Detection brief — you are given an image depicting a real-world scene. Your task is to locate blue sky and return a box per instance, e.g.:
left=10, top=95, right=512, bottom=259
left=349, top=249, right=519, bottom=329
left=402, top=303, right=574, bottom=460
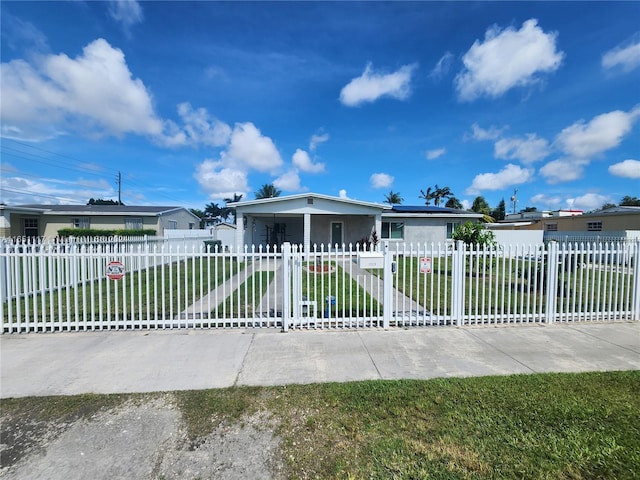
left=1, top=1, right=639, bottom=213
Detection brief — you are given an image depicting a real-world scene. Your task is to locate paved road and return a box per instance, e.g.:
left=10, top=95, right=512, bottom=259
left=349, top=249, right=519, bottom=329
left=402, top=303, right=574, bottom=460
left=1, top=322, right=638, bottom=398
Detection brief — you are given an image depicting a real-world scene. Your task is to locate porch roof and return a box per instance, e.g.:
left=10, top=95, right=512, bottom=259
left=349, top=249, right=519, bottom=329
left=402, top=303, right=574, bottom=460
left=230, top=193, right=390, bottom=216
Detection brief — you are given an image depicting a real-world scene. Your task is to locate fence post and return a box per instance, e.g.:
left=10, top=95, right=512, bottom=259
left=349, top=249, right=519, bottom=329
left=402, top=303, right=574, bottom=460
left=0, top=239, right=7, bottom=305
left=281, top=242, right=291, bottom=332
left=545, top=241, right=559, bottom=324
left=632, top=240, right=640, bottom=321
left=382, top=241, right=392, bottom=329
left=451, top=241, right=465, bottom=327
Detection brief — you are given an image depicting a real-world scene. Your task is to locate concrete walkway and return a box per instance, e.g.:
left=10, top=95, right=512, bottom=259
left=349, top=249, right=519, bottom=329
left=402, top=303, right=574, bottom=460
left=1, top=322, right=638, bottom=398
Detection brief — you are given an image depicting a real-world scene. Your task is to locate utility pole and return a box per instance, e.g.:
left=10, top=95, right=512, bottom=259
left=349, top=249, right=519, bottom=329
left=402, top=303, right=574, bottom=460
left=116, top=171, right=122, bottom=205
left=510, top=188, right=518, bottom=214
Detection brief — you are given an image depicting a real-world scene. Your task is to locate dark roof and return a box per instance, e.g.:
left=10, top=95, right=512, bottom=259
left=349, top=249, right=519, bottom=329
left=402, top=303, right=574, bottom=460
left=390, top=205, right=470, bottom=215
left=16, top=204, right=186, bottom=215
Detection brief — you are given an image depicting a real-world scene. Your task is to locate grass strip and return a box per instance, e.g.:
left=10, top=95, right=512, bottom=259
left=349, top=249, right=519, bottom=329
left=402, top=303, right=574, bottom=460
left=3, top=371, right=638, bottom=479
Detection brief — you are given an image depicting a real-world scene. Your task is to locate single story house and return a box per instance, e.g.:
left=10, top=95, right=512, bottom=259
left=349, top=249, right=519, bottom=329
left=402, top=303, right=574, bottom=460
left=0, top=204, right=201, bottom=238
left=489, top=206, right=640, bottom=241
left=229, top=193, right=483, bottom=252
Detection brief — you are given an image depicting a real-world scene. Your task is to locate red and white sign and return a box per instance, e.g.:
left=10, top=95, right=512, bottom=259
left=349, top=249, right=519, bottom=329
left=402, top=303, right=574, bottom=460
left=106, top=261, right=125, bottom=280
left=419, top=257, right=432, bottom=274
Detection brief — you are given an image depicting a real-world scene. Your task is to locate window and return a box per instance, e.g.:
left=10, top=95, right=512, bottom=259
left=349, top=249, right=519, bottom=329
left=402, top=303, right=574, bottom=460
left=587, top=221, right=602, bottom=232
left=24, top=218, right=39, bottom=237
left=73, top=217, right=90, bottom=229
left=446, top=222, right=461, bottom=239
left=188, top=222, right=195, bottom=230
left=381, top=221, right=404, bottom=239
left=125, top=217, right=143, bottom=230
left=168, top=220, right=177, bottom=230
left=545, top=223, right=558, bottom=231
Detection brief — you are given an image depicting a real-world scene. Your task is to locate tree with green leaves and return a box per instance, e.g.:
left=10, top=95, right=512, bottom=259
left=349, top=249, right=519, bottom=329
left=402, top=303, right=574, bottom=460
left=204, top=202, right=226, bottom=224
left=255, top=184, right=281, bottom=199
left=451, top=221, right=496, bottom=247
left=384, top=191, right=403, bottom=205
left=620, top=196, right=640, bottom=206
left=223, top=193, right=243, bottom=221
left=519, top=206, right=538, bottom=213
left=432, top=185, right=453, bottom=207
left=419, top=187, right=434, bottom=205
left=87, top=198, right=123, bottom=206
left=471, top=196, right=491, bottom=215
left=190, top=208, right=206, bottom=228
left=419, top=184, right=454, bottom=207
left=445, top=197, right=463, bottom=209
left=491, top=198, right=506, bottom=221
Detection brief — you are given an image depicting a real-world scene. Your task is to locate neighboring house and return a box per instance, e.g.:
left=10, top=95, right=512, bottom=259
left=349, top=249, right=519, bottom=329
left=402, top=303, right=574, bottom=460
left=489, top=206, right=640, bottom=242
left=0, top=204, right=201, bottom=238
left=229, top=193, right=483, bottom=251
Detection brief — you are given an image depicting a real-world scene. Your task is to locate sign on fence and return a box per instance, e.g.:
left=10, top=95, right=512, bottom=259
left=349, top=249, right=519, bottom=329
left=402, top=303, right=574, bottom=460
left=106, top=261, right=125, bottom=280
left=419, top=257, right=432, bottom=273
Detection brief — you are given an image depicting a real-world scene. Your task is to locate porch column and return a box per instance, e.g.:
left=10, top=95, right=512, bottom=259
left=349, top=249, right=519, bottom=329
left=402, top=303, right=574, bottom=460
left=303, top=213, right=311, bottom=260
left=235, top=211, right=244, bottom=250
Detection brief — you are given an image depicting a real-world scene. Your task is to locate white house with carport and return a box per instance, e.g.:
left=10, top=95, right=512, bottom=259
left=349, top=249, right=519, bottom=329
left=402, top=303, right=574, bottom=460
left=229, top=193, right=483, bottom=252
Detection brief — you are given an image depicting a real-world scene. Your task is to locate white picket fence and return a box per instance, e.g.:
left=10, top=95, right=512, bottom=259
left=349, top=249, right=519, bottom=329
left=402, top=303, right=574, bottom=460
left=1, top=237, right=638, bottom=333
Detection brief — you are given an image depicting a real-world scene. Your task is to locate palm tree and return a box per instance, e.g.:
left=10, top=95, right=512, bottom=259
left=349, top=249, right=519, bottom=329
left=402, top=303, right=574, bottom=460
left=255, top=183, right=282, bottom=199
left=384, top=191, right=403, bottom=205
left=432, top=185, right=453, bottom=207
left=419, top=187, right=434, bottom=205
left=223, top=193, right=243, bottom=221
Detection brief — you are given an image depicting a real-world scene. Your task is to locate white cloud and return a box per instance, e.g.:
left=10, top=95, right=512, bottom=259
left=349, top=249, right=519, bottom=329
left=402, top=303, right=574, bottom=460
left=429, top=52, right=454, bottom=79
left=194, top=160, right=249, bottom=200
left=221, top=122, right=283, bottom=173
left=340, top=62, right=418, bottom=107
left=494, top=134, right=550, bottom=164
left=539, top=158, right=589, bottom=184
left=609, top=159, right=640, bottom=179
left=274, top=170, right=302, bottom=191
left=309, top=132, right=329, bottom=151
left=161, top=102, right=231, bottom=147
left=1, top=38, right=163, bottom=140
left=554, top=107, right=640, bottom=159
left=455, top=19, right=564, bottom=101
left=370, top=173, right=394, bottom=189
left=568, top=193, right=613, bottom=211
left=339, top=189, right=348, bottom=199
left=530, top=193, right=563, bottom=209
left=108, top=0, right=143, bottom=33
left=292, top=149, right=325, bottom=173
left=466, top=123, right=506, bottom=141
left=194, top=123, right=282, bottom=200
left=426, top=148, right=446, bottom=160
left=466, top=164, right=533, bottom=194
left=602, top=35, right=640, bottom=72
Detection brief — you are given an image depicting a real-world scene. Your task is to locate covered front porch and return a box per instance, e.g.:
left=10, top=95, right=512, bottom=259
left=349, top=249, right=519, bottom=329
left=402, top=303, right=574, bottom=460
left=230, top=193, right=390, bottom=253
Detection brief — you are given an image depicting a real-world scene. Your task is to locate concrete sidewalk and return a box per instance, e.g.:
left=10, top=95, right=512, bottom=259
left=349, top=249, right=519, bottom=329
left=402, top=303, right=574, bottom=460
left=1, top=323, right=638, bottom=398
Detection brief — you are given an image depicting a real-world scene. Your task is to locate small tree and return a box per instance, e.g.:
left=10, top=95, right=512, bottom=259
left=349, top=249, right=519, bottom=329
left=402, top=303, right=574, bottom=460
left=445, top=197, right=463, bottom=209
left=451, top=221, right=496, bottom=248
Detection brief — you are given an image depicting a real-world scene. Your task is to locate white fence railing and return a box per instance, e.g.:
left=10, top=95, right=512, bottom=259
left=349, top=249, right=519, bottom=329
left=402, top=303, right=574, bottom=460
left=2, top=238, right=638, bottom=333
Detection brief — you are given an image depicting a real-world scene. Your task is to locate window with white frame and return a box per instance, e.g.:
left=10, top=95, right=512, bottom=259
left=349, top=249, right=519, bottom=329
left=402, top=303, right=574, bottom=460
left=24, top=218, right=39, bottom=237
left=587, top=221, right=602, bottom=231
left=73, top=217, right=90, bottom=229
left=168, top=220, right=177, bottom=230
left=446, top=221, right=461, bottom=239
left=381, top=221, right=404, bottom=239
left=125, top=217, right=143, bottom=230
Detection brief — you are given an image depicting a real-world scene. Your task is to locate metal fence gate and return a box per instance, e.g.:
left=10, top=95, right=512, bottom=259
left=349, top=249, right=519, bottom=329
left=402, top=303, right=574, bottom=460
left=2, top=238, right=639, bottom=334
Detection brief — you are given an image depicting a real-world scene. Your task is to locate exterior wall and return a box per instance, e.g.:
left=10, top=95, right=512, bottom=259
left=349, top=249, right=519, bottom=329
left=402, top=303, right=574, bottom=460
left=383, top=216, right=481, bottom=245
left=40, top=215, right=160, bottom=237
left=158, top=210, right=199, bottom=232
left=310, top=215, right=375, bottom=247
left=522, top=212, right=640, bottom=232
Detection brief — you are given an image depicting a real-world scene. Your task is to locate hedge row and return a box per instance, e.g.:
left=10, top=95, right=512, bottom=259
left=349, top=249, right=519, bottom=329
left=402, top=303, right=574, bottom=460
left=57, top=229, right=157, bottom=238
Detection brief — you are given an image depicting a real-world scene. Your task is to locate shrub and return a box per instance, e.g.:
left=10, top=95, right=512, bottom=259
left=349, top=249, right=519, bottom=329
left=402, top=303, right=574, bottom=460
left=451, top=221, right=496, bottom=248
left=57, top=228, right=157, bottom=238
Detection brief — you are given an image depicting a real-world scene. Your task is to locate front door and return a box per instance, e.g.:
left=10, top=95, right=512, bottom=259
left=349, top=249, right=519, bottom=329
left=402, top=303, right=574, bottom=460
left=331, top=222, right=343, bottom=247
